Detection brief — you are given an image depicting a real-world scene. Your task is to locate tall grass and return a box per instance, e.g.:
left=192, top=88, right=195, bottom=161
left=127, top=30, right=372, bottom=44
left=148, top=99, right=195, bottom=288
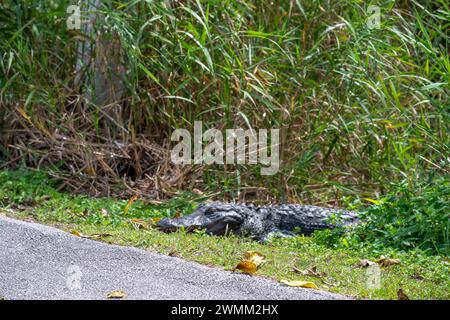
left=0, top=0, right=448, bottom=204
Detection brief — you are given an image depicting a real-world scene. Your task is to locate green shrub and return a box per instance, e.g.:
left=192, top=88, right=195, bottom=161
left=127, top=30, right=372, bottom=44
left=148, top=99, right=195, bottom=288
left=348, top=176, right=450, bottom=255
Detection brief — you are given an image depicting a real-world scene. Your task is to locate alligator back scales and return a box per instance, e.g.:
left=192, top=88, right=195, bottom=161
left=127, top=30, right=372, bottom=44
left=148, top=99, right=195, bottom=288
left=156, top=202, right=359, bottom=241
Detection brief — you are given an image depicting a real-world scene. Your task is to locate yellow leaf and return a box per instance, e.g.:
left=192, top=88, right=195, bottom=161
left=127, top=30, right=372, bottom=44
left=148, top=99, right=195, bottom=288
left=17, top=107, right=32, bottom=123
left=70, top=230, right=111, bottom=239
left=243, top=251, right=266, bottom=267
left=363, top=198, right=382, bottom=205
left=150, top=217, right=162, bottom=224
left=106, top=290, right=126, bottom=299
left=377, top=256, right=400, bottom=267
left=124, top=195, right=139, bottom=215
left=173, top=211, right=181, bottom=219
left=280, top=280, right=318, bottom=289
left=235, top=260, right=258, bottom=274
left=129, top=218, right=149, bottom=230
left=70, top=230, right=82, bottom=237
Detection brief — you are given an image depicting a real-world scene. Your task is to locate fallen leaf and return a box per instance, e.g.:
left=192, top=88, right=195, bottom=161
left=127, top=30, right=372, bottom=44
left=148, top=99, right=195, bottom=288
left=129, top=218, right=149, bottom=230
left=70, top=230, right=111, bottom=239
left=234, top=251, right=266, bottom=275
left=243, top=251, right=266, bottom=267
left=173, top=211, right=181, bottom=218
left=397, top=289, right=410, bottom=300
left=292, top=266, right=325, bottom=278
left=377, top=256, right=400, bottom=267
left=235, top=260, right=258, bottom=274
left=17, top=107, right=32, bottom=123
left=192, top=188, right=204, bottom=195
left=70, top=230, right=82, bottom=237
left=280, top=280, right=318, bottom=289
left=150, top=217, right=162, bottom=224
left=106, top=290, right=127, bottom=299
left=124, top=195, right=139, bottom=215
left=355, top=259, right=377, bottom=268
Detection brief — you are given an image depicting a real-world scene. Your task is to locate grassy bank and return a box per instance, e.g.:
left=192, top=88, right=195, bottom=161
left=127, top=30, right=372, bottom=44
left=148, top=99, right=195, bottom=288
left=1, top=170, right=448, bottom=299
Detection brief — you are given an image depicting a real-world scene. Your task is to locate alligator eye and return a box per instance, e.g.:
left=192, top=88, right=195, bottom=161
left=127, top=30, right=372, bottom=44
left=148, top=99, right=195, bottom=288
left=204, top=207, right=217, bottom=215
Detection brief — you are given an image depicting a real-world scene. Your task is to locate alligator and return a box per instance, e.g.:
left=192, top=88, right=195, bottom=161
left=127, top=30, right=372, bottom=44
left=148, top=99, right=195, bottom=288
left=156, top=202, right=359, bottom=241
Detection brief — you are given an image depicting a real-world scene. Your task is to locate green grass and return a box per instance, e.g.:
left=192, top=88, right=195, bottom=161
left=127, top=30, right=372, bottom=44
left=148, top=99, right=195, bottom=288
left=0, top=170, right=206, bottom=225
left=1, top=169, right=449, bottom=300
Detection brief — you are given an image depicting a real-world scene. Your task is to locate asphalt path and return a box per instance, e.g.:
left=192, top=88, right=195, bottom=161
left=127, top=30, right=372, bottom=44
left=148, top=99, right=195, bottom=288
left=0, top=216, right=347, bottom=300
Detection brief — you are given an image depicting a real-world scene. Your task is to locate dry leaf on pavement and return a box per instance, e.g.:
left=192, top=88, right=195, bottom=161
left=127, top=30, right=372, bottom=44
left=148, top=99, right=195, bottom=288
left=280, top=280, right=318, bottom=289
left=235, top=260, right=258, bottom=274
left=70, top=230, right=82, bottom=237
left=106, top=290, right=127, bottom=299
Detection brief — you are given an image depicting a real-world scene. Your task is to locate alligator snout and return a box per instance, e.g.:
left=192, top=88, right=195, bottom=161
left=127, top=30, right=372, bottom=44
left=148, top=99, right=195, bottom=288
left=156, top=204, right=245, bottom=235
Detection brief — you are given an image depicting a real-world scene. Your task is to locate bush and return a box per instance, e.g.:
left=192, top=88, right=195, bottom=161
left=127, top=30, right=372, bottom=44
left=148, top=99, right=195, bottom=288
left=346, top=176, right=450, bottom=255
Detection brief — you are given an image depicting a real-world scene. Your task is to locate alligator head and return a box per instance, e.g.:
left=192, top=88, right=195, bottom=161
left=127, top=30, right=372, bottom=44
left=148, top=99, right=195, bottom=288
left=156, top=203, right=248, bottom=236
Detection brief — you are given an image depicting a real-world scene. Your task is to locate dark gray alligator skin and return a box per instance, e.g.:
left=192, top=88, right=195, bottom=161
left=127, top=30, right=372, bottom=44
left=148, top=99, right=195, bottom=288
left=156, top=202, right=359, bottom=241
